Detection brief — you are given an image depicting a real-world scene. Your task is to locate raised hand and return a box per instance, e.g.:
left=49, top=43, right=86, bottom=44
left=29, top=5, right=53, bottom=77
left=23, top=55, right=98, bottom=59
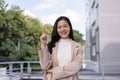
left=40, top=33, right=48, bottom=49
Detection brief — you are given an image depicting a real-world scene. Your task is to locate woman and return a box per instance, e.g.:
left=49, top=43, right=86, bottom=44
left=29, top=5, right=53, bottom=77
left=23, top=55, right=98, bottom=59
left=38, top=16, right=83, bottom=80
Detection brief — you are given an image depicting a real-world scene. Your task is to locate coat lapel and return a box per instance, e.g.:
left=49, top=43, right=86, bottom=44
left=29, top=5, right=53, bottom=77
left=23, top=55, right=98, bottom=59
left=71, top=40, right=75, bottom=61
left=52, top=42, right=59, bottom=66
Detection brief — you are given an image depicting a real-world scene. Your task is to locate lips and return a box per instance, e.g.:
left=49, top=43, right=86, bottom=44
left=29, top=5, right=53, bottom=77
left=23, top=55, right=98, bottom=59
left=60, top=31, right=68, bottom=35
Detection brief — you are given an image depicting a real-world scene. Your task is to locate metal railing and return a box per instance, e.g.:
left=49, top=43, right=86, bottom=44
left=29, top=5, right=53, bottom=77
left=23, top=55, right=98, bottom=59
left=0, top=61, right=120, bottom=80
left=0, top=61, right=41, bottom=80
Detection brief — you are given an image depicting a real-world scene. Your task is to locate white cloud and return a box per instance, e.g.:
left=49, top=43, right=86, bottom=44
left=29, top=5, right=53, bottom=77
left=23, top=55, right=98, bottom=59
left=22, top=10, right=35, bottom=17
left=41, top=14, right=60, bottom=25
left=34, top=3, right=54, bottom=10
left=40, top=9, right=86, bottom=39
left=41, top=0, right=59, bottom=3
left=64, top=9, right=80, bottom=25
left=33, top=0, right=86, bottom=39
left=41, top=9, right=80, bottom=24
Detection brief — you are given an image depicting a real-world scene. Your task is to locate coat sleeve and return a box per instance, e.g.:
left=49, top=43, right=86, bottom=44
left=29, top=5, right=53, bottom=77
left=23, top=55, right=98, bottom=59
left=52, top=44, right=83, bottom=80
left=38, top=48, right=52, bottom=71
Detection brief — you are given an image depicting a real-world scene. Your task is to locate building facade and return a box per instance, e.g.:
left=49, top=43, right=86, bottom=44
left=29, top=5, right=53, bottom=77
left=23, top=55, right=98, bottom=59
left=86, top=0, right=120, bottom=72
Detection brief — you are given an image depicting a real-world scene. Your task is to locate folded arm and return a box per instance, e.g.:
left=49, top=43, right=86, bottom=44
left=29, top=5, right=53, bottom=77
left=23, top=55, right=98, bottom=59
left=38, top=48, right=52, bottom=71
left=51, top=44, right=83, bottom=79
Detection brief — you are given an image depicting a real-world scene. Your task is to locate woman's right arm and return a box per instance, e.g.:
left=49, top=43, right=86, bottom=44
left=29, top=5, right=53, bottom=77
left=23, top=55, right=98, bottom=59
left=38, top=34, right=52, bottom=71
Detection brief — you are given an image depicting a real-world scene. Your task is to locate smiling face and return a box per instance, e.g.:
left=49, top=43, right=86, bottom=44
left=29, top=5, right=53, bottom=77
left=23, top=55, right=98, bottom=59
left=57, top=19, right=70, bottom=39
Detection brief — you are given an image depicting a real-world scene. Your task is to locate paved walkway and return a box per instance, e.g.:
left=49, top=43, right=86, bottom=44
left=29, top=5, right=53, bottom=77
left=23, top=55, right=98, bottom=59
left=1, top=71, right=120, bottom=80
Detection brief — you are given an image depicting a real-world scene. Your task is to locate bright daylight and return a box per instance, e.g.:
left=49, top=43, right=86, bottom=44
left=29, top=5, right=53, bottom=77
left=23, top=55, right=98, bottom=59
left=0, top=0, right=120, bottom=80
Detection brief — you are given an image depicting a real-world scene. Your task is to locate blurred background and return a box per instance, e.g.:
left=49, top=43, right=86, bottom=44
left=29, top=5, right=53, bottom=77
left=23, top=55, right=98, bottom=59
left=0, top=0, right=120, bottom=80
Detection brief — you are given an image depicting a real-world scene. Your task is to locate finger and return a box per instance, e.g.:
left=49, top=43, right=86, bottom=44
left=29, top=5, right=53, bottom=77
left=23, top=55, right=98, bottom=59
left=47, top=69, right=52, bottom=72
left=42, top=29, right=44, bottom=34
left=42, top=27, right=46, bottom=34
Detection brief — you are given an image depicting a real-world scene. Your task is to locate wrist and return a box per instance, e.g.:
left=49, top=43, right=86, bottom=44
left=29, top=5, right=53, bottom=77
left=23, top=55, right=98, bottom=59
left=41, top=43, right=47, bottom=49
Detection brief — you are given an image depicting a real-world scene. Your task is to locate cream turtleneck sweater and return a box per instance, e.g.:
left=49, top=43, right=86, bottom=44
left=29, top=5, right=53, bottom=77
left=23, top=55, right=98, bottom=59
left=57, top=39, right=72, bottom=66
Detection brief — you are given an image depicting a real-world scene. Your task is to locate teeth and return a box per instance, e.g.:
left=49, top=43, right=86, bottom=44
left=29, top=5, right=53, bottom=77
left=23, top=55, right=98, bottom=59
left=61, top=32, right=66, bottom=35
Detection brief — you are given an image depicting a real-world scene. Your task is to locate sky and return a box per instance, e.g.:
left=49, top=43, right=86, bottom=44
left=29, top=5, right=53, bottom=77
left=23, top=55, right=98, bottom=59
left=5, top=0, right=87, bottom=40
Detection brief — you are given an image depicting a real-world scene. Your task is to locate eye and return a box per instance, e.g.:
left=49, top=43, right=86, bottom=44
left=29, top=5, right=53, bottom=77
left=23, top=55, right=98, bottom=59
left=63, top=24, right=69, bottom=28
left=57, top=26, right=61, bottom=29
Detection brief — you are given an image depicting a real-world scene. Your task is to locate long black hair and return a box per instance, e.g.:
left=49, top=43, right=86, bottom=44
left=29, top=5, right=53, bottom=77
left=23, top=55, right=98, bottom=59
left=47, top=16, right=74, bottom=53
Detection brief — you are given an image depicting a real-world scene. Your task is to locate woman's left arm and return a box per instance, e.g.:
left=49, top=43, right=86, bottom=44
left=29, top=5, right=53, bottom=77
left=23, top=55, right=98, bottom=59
left=49, top=44, right=83, bottom=80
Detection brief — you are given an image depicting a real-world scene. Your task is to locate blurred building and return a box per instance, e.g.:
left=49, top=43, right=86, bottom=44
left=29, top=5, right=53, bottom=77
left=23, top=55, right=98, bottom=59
left=86, top=0, right=120, bottom=72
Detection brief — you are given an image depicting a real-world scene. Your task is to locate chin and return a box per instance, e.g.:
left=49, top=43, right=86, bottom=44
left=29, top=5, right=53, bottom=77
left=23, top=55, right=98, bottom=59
left=61, top=36, right=69, bottom=39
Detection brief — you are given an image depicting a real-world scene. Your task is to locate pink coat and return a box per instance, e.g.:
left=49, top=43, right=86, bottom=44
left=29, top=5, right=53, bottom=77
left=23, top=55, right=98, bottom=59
left=38, top=39, right=83, bottom=80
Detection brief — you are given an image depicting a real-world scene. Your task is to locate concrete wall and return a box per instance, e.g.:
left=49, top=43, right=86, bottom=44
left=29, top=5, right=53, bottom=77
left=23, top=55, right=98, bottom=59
left=99, top=0, right=120, bottom=72
left=99, top=0, right=120, bottom=61
left=86, top=0, right=120, bottom=73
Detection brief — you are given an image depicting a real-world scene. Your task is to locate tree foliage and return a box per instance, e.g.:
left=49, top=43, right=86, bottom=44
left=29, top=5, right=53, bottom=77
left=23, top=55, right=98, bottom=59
left=0, top=0, right=85, bottom=61
left=73, top=30, right=85, bottom=45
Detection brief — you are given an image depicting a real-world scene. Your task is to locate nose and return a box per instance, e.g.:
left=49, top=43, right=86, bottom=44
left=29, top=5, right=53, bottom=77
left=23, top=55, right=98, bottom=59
left=61, top=26, right=65, bottom=31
